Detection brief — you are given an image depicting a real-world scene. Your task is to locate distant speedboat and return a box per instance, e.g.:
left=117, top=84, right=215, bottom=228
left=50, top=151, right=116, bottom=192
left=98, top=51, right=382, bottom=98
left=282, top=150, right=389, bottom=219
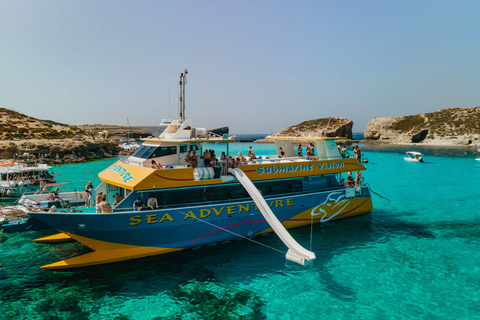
left=404, top=151, right=424, bottom=163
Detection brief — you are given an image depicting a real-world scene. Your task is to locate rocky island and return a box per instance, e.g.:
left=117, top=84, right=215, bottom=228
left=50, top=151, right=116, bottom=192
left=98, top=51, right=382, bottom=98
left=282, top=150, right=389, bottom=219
left=0, top=108, right=151, bottom=162
left=364, top=107, right=480, bottom=146
left=256, top=117, right=355, bottom=143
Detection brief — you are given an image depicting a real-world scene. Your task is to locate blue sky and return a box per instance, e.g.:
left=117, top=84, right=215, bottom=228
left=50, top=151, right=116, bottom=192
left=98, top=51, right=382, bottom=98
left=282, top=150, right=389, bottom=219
left=1, top=1, right=479, bottom=134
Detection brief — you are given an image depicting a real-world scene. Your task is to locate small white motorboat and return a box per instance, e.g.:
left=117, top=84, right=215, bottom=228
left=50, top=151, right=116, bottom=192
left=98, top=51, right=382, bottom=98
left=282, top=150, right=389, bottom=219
left=404, top=151, right=424, bottom=162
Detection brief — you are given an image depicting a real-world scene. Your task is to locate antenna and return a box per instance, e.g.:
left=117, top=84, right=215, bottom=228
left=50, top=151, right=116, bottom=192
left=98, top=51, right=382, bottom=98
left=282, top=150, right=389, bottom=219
left=178, top=69, right=188, bottom=122
left=168, top=85, right=171, bottom=120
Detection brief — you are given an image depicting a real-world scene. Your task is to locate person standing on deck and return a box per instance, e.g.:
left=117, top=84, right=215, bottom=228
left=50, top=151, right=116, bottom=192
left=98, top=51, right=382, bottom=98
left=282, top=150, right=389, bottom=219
left=341, top=146, right=347, bottom=158
left=95, top=192, right=103, bottom=213
left=203, top=149, right=211, bottom=167
left=84, top=181, right=94, bottom=207
left=220, top=152, right=228, bottom=175
left=309, top=144, right=315, bottom=157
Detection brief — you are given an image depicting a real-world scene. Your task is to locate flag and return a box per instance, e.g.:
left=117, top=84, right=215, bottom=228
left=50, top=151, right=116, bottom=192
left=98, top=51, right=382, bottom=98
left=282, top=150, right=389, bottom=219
left=328, top=118, right=333, bottom=127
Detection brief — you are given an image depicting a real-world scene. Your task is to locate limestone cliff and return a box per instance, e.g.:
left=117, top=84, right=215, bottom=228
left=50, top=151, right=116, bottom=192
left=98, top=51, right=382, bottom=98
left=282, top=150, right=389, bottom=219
left=0, top=108, right=145, bottom=162
left=364, top=107, right=480, bottom=145
left=271, top=117, right=353, bottom=139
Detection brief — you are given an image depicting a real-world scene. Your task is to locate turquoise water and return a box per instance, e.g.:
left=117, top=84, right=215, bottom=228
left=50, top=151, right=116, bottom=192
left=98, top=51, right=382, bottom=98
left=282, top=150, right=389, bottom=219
left=1, top=143, right=480, bottom=319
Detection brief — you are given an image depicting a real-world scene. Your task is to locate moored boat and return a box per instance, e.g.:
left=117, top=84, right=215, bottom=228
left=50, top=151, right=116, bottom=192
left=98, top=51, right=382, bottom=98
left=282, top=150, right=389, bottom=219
left=0, top=161, right=59, bottom=197
left=29, top=70, right=374, bottom=270
left=0, top=189, right=89, bottom=233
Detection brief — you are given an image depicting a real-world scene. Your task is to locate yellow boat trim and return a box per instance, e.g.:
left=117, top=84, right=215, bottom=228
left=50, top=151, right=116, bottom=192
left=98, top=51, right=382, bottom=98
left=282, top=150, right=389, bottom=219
left=34, top=232, right=74, bottom=243
left=40, top=232, right=183, bottom=270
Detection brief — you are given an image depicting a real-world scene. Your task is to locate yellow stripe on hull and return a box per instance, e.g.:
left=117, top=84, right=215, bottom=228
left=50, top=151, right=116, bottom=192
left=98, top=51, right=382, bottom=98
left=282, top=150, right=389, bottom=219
left=40, top=232, right=183, bottom=270
left=34, top=232, right=74, bottom=243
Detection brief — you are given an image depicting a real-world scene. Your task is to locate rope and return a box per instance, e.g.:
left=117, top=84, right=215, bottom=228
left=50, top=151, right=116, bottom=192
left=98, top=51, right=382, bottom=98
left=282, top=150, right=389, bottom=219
left=369, top=188, right=391, bottom=201
left=172, top=207, right=287, bottom=255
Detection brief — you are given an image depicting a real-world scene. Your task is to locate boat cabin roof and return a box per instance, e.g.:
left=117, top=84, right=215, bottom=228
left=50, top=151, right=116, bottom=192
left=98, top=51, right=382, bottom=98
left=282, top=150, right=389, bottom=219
left=406, top=151, right=423, bottom=156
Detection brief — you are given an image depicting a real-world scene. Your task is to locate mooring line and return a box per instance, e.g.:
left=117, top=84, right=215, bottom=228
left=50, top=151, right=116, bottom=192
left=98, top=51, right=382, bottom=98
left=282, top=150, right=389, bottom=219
left=171, top=207, right=287, bottom=255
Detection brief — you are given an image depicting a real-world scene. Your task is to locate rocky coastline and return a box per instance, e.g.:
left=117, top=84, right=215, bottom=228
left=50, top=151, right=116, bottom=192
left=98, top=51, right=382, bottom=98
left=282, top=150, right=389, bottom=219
left=1, top=106, right=479, bottom=164
left=254, top=107, right=480, bottom=147
left=364, top=107, right=480, bottom=146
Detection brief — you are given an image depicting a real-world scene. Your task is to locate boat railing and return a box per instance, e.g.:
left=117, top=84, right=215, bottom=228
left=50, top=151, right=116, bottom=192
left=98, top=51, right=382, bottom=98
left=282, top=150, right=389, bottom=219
left=119, top=154, right=323, bottom=171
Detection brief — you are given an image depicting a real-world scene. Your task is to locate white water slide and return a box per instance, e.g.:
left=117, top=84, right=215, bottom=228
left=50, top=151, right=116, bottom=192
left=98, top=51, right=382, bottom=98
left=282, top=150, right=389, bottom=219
left=228, top=168, right=316, bottom=265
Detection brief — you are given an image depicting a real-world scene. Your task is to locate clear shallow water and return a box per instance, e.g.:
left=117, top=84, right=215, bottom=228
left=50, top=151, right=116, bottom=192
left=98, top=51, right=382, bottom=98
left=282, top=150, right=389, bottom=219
left=1, top=143, right=480, bottom=319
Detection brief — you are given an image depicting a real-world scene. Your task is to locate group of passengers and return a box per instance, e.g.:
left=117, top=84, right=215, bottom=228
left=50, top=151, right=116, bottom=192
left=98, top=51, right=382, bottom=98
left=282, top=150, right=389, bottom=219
left=83, top=181, right=123, bottom=213
left=183, top=149, right=218, bottom=169
left=133, top=195, right=159, bottom=211
left=338, top=171, right=363, bottom=188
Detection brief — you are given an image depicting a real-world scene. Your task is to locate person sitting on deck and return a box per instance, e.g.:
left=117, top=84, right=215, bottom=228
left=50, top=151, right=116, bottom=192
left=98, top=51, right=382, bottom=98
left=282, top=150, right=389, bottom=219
left=184, top=151, right=192, bottom=167
left=52, top=188, right=61, bottom=200
left=151, top=159, right=162, bottom=169
left=133, top=197, right=144, bottom=211
left=112, top=194, right=122, bottom=208
left=279, top=147, right=285, bottom=158
left=229, top=157, right=236, bottom=168
left=147, top=195, right=158, bottom=210
left=345, top=177, right=355, bottom=186
left=98, top=196, right=112, bottom=213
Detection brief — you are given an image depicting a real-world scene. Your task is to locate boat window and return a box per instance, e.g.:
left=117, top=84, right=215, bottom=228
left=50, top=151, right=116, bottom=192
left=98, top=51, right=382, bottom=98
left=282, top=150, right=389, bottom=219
left=132, top=146, right=156, bottom=159
left=190, top=145, right=199, bottom=151
left=132, top=145, right=150, bottom=157
left=149, top=146, right=177, bottom=158
left=180, top=145, right=187, bottom=153
left=108, top=184, right=118, bottom=191
left=152, top=179, right=305, bottom=206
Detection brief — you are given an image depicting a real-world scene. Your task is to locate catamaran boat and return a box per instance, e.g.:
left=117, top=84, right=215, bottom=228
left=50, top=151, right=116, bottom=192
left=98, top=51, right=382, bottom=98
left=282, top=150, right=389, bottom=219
left=28, top=70, right=374, bottom=270
left=404, top=151, right=424, bottom=162
left=0, top=161, right=58, bottom=198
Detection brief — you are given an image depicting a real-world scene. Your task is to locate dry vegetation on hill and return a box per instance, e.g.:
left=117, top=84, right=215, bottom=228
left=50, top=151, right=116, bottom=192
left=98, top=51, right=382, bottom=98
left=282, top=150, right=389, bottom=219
left=0, top=108, right=86, bottom=140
